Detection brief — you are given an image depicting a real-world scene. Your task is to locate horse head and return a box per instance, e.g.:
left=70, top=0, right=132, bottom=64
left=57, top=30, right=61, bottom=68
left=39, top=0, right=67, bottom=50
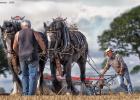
left=44, top=17, right=70, bottom=51
left=51, top=17, right=66, bottom=30
left=44, top=20, right=62, bottom=50
left=0, top=17, right=24, bottom=93
left=1, top=20, right=21, bottom=58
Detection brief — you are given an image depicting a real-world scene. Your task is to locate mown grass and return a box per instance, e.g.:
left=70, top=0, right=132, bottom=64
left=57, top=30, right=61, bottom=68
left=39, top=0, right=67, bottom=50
left=0, top=94, right=140, bottom=100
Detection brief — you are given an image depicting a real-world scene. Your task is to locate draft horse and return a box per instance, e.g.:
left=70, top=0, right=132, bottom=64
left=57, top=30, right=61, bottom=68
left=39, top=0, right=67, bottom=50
left=44, top=17, right=88, bottom=94
left=0, top=16, right=48, bottom=95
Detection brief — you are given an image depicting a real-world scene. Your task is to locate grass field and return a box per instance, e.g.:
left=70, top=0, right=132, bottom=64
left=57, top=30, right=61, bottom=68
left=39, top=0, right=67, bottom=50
left=0, top=94, right=140, bottom=100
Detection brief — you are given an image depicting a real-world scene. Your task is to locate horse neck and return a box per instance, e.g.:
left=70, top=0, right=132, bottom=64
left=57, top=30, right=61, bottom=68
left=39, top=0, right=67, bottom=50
left=53, top=30, right=62, bottom=50
left=61, top=25, right=71, bottom=52
left=3, top=30, right=17, bottom=54
left=4, top=36, right=15, bottom=58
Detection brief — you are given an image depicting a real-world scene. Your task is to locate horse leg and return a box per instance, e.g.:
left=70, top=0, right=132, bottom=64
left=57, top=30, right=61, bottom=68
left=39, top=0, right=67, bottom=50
left=11, top=67, right=22, bottom=94
left=11, top=70, right=22, bottom=95
left=77, top=56, right=87, bottom=95
left=8, top=62, right=22, bottom=95
left=13, top=55, right=22, bottom=93
left=64, top=60, right=77, bottom=95
left=50, top=59, right=61, bottom=93
left=77, top=57, right=86, bottom=83
left=37, top=56, right=46, bottom=95
left=36, top=71, right=43, bottom=95
left=64, top=62, right=72, bottom=94
left=11, top=71, right=22, bottom=95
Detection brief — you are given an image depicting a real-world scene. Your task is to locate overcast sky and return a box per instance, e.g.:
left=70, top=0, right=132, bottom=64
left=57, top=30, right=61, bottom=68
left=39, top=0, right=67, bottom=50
left=0, top=0, right=140, bottom=92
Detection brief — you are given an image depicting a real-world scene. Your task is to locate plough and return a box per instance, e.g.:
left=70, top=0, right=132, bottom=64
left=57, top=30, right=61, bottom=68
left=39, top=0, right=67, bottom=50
left=43, top=54, right=117, bottom=95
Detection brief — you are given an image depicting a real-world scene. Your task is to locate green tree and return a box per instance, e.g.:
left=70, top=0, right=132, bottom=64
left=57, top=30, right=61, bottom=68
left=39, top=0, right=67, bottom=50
left=0, top=44, right=9, bottom=77
left=98, top=6, right=140, bottom=59
left=98, top=6, right=140, bottom=74
left=130, top=65, right=140, bottom=74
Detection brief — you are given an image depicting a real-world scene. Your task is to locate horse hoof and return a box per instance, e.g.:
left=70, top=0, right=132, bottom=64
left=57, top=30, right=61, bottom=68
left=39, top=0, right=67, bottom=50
left=66, top=92, right=71, bottom=95
left=66, top=89, right=72, bottom=95
left=10, top=92, right=21, bottom=96
left=18, top=70, right=22, bottom=75
left=10, top=91, right=17, bottom=95
left=71, top=86, right=79, bottom=95
left=72, top=90, right=79, bottom=95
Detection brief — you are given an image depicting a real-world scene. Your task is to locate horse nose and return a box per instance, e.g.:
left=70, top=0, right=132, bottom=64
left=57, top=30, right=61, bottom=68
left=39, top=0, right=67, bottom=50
left=49, top=33, right=53, bottom=37
left=47, top=33, right=54, bottom=39
left=47, top=35, right=52, bottom=42
left=5, top=29, right=8, bottom=33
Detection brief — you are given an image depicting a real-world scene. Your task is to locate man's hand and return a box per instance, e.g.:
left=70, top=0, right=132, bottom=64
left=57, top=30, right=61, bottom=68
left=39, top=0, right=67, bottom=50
left=117, top=67, right=125, bottom=76
left=118, top=72, right=123, bottom=76
left=41, top=50, right=47, bottom=56
left=99, top=73, right=104, bottom=78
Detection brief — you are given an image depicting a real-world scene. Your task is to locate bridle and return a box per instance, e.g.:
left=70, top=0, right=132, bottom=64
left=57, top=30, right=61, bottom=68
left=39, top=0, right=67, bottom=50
left=2, top=31, right=15, bottom=55
left=46, top=27, right=72, bottom=57
left=3, top=31, right=15, bottom=40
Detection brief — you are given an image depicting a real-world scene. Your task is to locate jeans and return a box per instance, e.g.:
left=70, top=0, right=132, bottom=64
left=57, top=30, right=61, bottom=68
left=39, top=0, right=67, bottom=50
left=20, top=60, right=39, bottom=95
left=117, top=68, right=133, bottom=93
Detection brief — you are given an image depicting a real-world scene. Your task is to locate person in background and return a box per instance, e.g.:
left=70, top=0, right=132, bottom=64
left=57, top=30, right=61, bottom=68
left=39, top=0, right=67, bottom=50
left=101, top=48, right=133, bottom=94
left=13, top=20, right=47, bottom=95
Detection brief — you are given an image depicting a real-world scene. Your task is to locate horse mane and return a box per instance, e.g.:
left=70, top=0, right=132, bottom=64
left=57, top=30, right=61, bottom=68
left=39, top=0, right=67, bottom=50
left=2, top=20, right=21, bottom=33
left=48, top=18, right=71, bottom=52
left=48, top=18, right=88, bottom=54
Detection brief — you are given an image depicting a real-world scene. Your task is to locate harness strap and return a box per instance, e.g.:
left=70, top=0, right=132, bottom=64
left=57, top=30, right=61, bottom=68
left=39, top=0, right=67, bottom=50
left=55, top=56, right=63, bottom=76
left=4, top=49, right=15, bottom=54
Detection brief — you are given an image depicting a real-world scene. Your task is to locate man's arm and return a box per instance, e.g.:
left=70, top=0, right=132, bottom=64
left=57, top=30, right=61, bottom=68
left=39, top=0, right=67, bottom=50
left=117, top=55, right=126, bottom=75
left=101, top=60, right=110, bottom=75
left=13, top=32, right=19, bottom=53
left=33, top=32, right=47, bottom=54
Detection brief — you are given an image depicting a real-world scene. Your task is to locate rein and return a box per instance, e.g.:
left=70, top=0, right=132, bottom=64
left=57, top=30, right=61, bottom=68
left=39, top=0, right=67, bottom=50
left=47, top=29, right=73, bottom=56
left=4, top=49, right=15, bottom=54
left=3, top=32, right=15, bottom=40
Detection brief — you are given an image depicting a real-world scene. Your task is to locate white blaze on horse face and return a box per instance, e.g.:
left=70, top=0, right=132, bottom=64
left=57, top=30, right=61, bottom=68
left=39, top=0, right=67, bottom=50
left=47, top=32, right=52, bottom=42
left=47, top=32, right=55, bottom=48
left=47, top=32, right=56, bottom=42
left=6, top=38, right=12, bottom=58
left=47, top=32, right=51, bottom=48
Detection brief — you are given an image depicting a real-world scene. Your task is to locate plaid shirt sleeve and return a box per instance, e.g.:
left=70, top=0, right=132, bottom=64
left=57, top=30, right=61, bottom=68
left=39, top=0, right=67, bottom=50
left=102, top=59, right=111, bottom=75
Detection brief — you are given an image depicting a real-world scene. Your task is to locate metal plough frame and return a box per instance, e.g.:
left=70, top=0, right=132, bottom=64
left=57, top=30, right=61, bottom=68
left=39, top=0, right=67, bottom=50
left=43, top=54, right=117, bottom=95
left=84, top=55, right=117, bottom=95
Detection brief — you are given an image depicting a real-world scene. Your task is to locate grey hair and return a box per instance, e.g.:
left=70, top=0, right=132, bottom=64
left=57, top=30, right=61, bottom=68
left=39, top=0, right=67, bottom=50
left=21, top=20, right=31, bottom=28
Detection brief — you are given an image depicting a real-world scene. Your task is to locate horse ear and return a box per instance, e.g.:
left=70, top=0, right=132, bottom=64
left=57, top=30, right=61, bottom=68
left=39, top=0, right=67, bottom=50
left=44, top=22, right=47, bottom=29
left=52, top=18, right=55, bottom=22
left=0, top=25, right=3, bottom=32
left=64, top=17, right=67, bottom=21
left=44, top=22, right=49, bottom=32
left=21, top=16, right=25, bottom=20
left=11, top=16, right=14, bottom=20
left=0, top=25, right=2, bottom=30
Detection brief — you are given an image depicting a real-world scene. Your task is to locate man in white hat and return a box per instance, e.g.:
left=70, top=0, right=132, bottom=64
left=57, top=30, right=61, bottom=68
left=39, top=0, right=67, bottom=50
left=101, top=48, right=133, bottom=94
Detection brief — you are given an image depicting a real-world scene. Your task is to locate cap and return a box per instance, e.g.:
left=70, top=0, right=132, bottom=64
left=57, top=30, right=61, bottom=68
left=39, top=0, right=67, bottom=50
left=104, top=48, right=114, bottom=53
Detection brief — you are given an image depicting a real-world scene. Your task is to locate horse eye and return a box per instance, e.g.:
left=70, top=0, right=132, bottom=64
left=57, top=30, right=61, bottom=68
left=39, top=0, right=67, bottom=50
left=11, top=27, right=14, bottom=30
left=7, top=23, right=11, bottom=26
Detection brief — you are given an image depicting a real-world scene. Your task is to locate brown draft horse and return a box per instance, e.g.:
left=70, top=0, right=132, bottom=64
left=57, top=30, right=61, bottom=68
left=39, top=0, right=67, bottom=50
left=0, top=16, right=48, bottom=95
